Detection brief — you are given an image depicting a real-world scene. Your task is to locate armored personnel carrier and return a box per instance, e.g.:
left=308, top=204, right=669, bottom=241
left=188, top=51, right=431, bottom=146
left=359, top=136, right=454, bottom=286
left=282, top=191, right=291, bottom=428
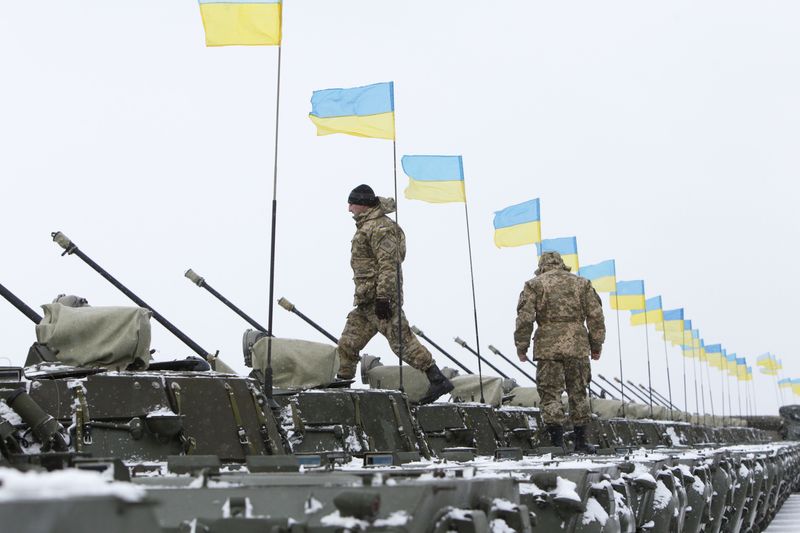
left=1, top=233, right=798, bottom=532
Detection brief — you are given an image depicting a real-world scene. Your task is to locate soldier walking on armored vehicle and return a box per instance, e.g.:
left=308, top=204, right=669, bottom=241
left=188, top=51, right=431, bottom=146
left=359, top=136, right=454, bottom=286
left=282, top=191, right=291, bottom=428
left=514, top=251, right=605, bottom=453
left=336, top=185, right=454, bottom=405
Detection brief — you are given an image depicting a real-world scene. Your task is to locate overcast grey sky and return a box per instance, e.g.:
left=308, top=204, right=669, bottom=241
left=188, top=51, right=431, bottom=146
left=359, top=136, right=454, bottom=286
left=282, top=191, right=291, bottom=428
left=1, top=1, right=798, bottom=415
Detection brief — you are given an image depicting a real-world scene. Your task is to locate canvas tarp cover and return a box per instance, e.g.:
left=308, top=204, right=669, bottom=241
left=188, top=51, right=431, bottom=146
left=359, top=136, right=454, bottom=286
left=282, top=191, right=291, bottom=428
left=450, top=375, right=504, bottom=407
left=592, top=398, right=625, bottom=418
left=36, top=303, right=152, bottom=369
left=367, top=365, right=429, bottom=402
left=506, top=387, right=541, bottom=408
left=252, top=337, right=339, bottom=389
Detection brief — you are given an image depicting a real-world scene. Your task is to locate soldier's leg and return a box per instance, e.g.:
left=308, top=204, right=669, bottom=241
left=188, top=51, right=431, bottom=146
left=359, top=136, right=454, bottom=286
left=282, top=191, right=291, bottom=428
left=335, top=306, right=377, bottom=379
left=378, top=306, right=433, bottom=371
left=563, top=357, right=592, bottom=426
left=536, top=360, right=567, bottom=426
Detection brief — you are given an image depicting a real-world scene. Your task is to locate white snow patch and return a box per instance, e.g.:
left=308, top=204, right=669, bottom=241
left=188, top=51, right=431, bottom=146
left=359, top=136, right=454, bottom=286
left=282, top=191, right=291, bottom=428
left=490, top=518, right=516, bottom=532
left=0, top=401, right=22, bottom=425
left=374, top=511, right=410, bottom=526
left=582, top=497, right=609, bottom=526
left=146, top=406, right=177, bottom=417
left=345, top=431, right=363, bottom=453
left=0, top=467, right=145, bottom=502
left=492, top=498, right=516, bottom=512
left=653, top=480, right=672, bottom=510
left=305, top=496, right=324, bottom=515
left=739, top=464, right=750, bottom=478
left=665, top=427, right=683, bottom=446
left=519, top=482, right=546, bottom=497
left=555, top=476, right=581, bottom=502
left=320, top=510, right=368, bottom=528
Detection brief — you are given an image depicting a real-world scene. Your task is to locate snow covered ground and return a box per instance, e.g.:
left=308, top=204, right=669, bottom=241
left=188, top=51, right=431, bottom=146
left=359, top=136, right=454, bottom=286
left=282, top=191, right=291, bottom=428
left=764, top=494, right=800, bottom=533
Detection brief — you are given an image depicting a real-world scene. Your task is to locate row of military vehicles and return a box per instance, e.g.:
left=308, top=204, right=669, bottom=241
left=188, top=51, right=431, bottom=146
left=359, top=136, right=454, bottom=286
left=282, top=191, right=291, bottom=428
left=0, top=232, right=798, bottom=532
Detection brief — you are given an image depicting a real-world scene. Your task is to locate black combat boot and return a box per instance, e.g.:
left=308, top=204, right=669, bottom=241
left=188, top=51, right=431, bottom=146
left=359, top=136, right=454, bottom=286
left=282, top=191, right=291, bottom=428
left=573, top=425, right=596, bottom=454
left=546, top=424, right=565, bottom=449
left=418, top=364, right=455, bottom=405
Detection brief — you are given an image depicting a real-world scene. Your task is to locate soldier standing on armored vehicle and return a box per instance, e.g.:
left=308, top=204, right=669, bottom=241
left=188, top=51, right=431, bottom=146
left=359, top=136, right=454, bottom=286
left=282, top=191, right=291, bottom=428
left=336, top=184, right=454, bottom=405
left=514, top=251, right=605, bottom=453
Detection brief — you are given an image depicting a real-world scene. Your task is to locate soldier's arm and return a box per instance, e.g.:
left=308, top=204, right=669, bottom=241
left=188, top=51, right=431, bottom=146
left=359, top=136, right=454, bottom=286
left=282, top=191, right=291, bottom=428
left=371, top=224, right=399, bottom=301
left=514, top=281, right=537, bottom=357
left=583, top=281, right=606, bottom=355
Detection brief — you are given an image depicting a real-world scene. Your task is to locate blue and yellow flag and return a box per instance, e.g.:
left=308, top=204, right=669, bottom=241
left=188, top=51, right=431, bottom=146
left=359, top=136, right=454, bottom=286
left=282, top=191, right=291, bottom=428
left=199, top=0, right=282, bottom=46
left=578, top=260, right=616, bottom=293
left=401, top=155, right=465, bottom=203
left=610, top=280, right=646, bottom=310
left=705, top=344, right=723, bottom=369
left=493, top=199, right=541, bottom=248
left=779, top=378, right=792, bottom=390
left=537, top=237, right=579, bottom=272
left=309, top=82, right=395, bottom=139
left=630, top=296, right=663, bottom=326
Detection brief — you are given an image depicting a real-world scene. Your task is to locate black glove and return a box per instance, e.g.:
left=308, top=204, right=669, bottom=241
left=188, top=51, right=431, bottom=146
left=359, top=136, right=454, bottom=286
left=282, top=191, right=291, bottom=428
left=375, top=298, right=392, bottom=320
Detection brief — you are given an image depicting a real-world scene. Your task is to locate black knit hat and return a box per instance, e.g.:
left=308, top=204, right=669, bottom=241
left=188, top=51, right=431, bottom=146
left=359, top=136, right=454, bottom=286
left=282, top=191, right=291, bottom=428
left=348, top=184, right=379, bottom=207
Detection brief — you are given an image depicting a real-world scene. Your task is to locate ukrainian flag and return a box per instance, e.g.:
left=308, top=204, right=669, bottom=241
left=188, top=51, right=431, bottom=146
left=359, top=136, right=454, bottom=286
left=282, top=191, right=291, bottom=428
left=401, top=155, right=465, bottom=203
left=537, top=237, right=579, bottom=272
left=779, top=378, right=792, bottom=389
left=578, top=260, right=616, bottom=293
left=309, top=82, right=395, bottom=139
left=736, top=357, right=747, bottom=380
left=705, top=343, right=723, bottom=369
left=744, top=366, right=753, bottom=382
left=199, top=0, right=282, bottom=46
left=792, top=379, right=800, bottom=397
left=630, top=296, right=663, bottom=326
left=493, top=199, right=541, bottom=248
left=610, top=280, right=646, bottom=310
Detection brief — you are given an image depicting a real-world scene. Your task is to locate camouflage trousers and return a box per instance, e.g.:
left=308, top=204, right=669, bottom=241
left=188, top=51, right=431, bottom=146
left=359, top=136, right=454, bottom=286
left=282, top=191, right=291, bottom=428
left=336, top=302, right=433, bottom=378
left=536, top=357, right=592, bottom=426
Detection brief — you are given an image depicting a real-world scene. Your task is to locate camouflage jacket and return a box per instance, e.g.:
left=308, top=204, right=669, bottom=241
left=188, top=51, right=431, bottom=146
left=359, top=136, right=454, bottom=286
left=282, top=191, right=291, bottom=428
left=350, top=197, right=405, bottom=306
left=514, top=255, right=605, bottom=359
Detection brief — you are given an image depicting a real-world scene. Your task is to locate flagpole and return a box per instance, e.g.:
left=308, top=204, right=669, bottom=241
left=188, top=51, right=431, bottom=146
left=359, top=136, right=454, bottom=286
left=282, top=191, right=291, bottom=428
left=643, top=308, right=654, bottom=417
left=703, top=356, right=716, bottom=426
left=462, top=191, right=485, bottom=404
left=613, top=296, right=626, bottom=418
left=264, top=44, right=283, bottom=405
left=692, top=342, right=702, bottom=424
left=720, top=360, right=726, bottom=426
left=391, top=135, right=404, bottom=393
left=680, top=329, right=688, bottom=422
left=736, top=370, right=743, bottom=419
left=725, top=362, right=733, bottom=425
left=659, top=319, right=675, bottom=420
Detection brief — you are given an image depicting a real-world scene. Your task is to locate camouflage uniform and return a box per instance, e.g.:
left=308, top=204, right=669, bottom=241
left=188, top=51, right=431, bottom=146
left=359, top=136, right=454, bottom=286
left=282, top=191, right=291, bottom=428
left=514, top=252, right=605, bottom=426
left=337, top=197, right=434, bottom=377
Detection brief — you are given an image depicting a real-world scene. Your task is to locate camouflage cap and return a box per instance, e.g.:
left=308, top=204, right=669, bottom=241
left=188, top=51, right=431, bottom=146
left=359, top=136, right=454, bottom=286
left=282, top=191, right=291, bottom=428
left=535, top=251, right=570, bottom=275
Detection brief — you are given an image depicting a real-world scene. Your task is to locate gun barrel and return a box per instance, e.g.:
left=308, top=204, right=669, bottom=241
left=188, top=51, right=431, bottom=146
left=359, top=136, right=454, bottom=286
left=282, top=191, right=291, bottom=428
left=277, top=297, right=339, bottom=344
left=452, top=337, right=510, bottom=379
left=411, top=327, right=473, bottom=375
left=0, top=283, right=42, bottom=324
left=185, top=269, right=271, bottom=334
left=597, top=374, right=637, bottom=403
left=484, top=344, right=536, bottom=385
left=637, top=382, right=680, bottom=411
left=613, top=376, right=651, bottom=405
left=51, top=232, right=212, bottom=361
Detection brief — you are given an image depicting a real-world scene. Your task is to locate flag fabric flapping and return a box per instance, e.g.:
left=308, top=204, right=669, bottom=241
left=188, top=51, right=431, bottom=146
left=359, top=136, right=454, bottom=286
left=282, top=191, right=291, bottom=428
left=309, top=82, right=395, bottom=139
left=630, top=296, right=663, bottom=325
left=792, top=379, right=800, bottom=396
left=493, top=199, right=541, bottom=247
left=779, top=378, right=792, bottom=389
left=199, top=0, right=282, bottom=46
left=401, top=155, right=465, bottom=203
left=537, top=237, right=579, bottom=272
left=578, top=260, right=616, bottom=292
left=610, top=280, right=645, bottom=310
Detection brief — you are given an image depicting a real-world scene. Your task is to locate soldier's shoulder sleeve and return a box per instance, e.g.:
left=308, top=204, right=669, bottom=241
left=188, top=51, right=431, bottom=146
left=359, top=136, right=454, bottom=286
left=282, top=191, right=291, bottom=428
left=514, top=280, right=537, bottom=353
left=582, top=278, right=606, bottom=352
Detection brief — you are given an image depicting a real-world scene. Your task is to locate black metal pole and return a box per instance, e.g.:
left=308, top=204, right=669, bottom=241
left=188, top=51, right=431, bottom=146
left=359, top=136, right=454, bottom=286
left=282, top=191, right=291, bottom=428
left=613, top=376, right=650, bottom=405
left=0, top=283, right=42, bottom=324
left=277, top=298, right=339, bottom=344
left=51, top=231, right=211, bottom=360
left=597, top=374, right=638, bottom=403
left=411, top=327, right=473, bottom=375
left=633, top=381, right=677, bottom=410
left=486, top=345, right=536, bottom=384
left=185, top=269, right=271, bottom=333
left=454, top=337, right=510, bottom=380
left=461, top=195, right=484, bottom=403
left=391, top=137, right=403, bottom=393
